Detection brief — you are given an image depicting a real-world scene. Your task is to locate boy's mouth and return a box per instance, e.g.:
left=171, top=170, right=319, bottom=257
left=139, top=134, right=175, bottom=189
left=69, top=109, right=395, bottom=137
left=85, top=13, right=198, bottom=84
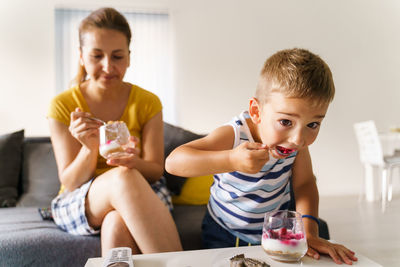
left=276, top=146, right=296, bottom=156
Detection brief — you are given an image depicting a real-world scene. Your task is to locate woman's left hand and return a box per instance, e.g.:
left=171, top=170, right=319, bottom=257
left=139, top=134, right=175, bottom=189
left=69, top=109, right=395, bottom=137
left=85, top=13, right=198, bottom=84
left=106, top=136, right=141, bottom=168
left=306, top=235, right=358, bottom=265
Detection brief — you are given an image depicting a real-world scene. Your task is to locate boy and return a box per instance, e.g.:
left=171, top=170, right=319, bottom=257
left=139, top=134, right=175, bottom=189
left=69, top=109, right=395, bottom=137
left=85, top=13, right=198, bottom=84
left=166, top=48, right=357, bottom=265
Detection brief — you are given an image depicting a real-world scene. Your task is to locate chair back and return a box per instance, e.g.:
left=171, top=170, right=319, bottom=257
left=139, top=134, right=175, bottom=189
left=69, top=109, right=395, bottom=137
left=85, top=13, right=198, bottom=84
left=354, top=120, right=384, bottom=165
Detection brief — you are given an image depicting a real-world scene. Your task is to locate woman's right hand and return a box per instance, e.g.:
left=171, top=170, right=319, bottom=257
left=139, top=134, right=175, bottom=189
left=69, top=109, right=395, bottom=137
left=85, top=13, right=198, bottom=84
left=229, top=141, right=270, bottom=174
left=68, top=107, right=102, bottom=150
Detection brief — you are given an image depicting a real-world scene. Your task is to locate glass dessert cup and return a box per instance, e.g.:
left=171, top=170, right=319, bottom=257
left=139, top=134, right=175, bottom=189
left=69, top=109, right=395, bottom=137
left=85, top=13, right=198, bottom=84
left=99, top=121, right=131, bottom=159
left=261, top=210, right=307, bottom=262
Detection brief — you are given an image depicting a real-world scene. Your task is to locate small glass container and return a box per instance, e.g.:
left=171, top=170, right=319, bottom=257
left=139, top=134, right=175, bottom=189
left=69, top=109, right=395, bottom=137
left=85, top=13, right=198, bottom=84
left=99, top=121, right=131, bottom=159
left=261, top=210, right=307, bottom=262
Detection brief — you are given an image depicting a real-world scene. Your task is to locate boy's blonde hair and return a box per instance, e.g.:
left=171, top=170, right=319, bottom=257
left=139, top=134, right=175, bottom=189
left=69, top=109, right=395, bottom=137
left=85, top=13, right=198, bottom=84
left=256, top=48, right=335, bottom=106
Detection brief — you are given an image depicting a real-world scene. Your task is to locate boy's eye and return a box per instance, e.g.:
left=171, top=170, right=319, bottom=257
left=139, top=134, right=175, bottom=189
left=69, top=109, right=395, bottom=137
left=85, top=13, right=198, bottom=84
left=113, top=55, right=123, bottom=60
left=279, top=119, right=292, bottom=127
left=307, top=122, right=320, bottom=129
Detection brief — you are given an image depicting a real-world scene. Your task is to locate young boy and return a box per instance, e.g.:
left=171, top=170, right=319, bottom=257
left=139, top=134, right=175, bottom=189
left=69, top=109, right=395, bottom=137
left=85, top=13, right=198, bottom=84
left=166, top=48, right=357, bottom=265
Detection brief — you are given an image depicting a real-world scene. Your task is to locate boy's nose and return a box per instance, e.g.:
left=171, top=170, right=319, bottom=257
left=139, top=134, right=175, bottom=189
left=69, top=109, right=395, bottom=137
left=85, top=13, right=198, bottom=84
left=289, top=128, right=305, bottom=147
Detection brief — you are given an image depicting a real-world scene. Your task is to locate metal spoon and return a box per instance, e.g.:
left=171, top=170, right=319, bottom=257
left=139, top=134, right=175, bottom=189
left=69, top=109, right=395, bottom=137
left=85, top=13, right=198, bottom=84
left=88, top=117, right=106, bottom=125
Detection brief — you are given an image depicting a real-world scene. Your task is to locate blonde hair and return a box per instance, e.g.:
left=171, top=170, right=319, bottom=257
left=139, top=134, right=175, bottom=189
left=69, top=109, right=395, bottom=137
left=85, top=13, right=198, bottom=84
left=71, top=7, right=131, bottom=87
left=255, top=48, right=335, bottom=106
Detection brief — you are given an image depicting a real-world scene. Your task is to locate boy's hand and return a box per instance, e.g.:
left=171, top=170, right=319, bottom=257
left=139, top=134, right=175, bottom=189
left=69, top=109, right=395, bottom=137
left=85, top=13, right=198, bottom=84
left=229, top=141, right=269, bottom=173
left=306, top=235, right=358, bottom=265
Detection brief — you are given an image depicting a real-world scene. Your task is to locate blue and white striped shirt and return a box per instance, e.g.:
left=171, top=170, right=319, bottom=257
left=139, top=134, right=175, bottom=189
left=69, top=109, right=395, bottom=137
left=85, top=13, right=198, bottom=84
left=208, top=111, right=297, bottom=244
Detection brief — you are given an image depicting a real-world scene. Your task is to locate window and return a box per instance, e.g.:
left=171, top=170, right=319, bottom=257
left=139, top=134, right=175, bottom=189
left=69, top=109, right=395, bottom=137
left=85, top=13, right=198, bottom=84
left=55, top=8, right=176, bottom=123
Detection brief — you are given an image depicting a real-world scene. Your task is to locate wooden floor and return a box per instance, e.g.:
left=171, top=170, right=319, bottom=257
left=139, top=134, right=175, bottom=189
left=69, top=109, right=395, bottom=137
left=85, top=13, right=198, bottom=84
left=319, top=194, right=400, bottom=267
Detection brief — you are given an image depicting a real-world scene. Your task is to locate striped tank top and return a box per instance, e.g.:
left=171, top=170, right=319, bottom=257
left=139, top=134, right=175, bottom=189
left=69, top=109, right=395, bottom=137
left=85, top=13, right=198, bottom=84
left=207, top=111, right=297, bottom=244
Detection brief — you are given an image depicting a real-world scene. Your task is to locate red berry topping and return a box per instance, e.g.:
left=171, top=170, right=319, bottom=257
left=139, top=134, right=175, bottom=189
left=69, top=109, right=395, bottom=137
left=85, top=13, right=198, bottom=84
left=279, top=227, right=287, bottom=236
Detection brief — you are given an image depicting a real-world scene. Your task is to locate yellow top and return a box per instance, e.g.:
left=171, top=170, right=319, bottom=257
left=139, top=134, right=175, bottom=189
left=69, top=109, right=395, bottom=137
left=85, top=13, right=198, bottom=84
left=48, top=84, right=162, bottom=192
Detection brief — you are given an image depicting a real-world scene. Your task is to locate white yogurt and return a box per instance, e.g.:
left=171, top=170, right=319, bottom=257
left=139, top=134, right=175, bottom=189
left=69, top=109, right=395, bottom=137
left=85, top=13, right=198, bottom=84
left=99, top=140, right=124, bottom=159
left=262, top=237, right=307, bottom=254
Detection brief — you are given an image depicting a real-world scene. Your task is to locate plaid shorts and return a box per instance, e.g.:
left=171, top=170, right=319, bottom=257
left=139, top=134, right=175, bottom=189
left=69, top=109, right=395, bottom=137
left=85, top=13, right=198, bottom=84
left=51, top=177, right=172, bottom=236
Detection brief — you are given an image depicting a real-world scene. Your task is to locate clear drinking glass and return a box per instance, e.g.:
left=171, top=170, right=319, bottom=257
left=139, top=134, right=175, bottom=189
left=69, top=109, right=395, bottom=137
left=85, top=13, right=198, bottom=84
left=261, top=210, right=307, bottom=262
left=99, top=121, right=131, bottom=159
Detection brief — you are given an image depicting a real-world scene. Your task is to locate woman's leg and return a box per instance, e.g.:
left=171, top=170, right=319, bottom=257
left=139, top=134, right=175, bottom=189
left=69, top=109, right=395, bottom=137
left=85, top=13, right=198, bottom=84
left=101, top=210, right=140, bottom=255
left=85, top=167, right=182, bottom=253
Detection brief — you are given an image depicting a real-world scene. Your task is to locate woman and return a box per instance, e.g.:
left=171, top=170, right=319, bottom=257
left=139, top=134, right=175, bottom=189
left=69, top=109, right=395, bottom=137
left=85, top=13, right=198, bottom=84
left=48, top=7, right=182, bottom=255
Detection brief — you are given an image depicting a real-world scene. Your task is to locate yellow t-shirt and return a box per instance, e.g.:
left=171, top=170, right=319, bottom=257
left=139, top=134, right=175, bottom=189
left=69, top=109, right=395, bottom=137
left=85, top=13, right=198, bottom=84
left=47, top=84, right=162, bottom=192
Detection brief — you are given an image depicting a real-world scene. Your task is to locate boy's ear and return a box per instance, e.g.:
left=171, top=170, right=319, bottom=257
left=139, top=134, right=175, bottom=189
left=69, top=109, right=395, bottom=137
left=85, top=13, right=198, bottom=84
left=249, top=98, right=261, bottom=124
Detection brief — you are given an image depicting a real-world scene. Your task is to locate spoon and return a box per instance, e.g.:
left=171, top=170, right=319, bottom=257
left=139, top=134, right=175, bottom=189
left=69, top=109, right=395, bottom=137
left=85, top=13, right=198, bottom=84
left=88, top=117, right=106, bottom=125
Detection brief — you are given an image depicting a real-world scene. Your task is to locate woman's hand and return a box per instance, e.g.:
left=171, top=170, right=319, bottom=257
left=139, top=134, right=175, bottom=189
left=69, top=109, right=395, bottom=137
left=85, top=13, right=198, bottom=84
left=68, top=107, right=102, bottom=150
left=306, top=235, right=358, bottom=265
left=106, top=136, right=141, bottom=168
left=229, top=141, right=270, bottom=173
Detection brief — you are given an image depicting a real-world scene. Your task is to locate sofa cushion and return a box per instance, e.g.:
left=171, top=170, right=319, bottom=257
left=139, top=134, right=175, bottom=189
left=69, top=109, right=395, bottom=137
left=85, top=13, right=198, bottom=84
left=0, top=207, right=100, bottom=266
left=163, top=123, right=204, bottom=195
left=0, top=129, right=24, bottom=207
left=17, top=137, right=60, bottom=207
left=172, top=175, right=213, bottom=205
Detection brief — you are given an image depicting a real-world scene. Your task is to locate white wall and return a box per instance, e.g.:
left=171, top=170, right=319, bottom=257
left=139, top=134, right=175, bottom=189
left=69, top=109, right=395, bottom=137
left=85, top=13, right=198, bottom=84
left=0, top=0, right=55, bottom=137
left=1, top=0, right=399, bottom=196
left=170, top=0, right=400, bottom=196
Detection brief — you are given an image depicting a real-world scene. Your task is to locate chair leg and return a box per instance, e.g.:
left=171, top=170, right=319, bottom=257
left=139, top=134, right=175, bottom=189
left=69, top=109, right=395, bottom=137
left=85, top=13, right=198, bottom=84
left=382, top=168, right=388, bottom=212
left=365, top=164, right=375, bottom=202
left=388, top=168, right=393, bottom=202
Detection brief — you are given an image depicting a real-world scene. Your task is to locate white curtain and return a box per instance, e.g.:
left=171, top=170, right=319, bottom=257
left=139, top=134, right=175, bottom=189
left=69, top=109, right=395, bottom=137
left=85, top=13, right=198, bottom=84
left=55, top=9, right=176, bottom=124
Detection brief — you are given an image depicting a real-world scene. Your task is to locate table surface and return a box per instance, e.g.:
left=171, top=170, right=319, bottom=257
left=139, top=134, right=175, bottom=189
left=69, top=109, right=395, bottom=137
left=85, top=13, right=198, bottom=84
left=85, top=245, right=382, bottom=267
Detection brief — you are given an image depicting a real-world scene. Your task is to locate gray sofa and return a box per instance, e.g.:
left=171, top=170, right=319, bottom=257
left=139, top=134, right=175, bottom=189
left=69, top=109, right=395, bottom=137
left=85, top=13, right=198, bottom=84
left=0, top=123, right=207, bottom=267
left=0, top=123, right=329, bottom=267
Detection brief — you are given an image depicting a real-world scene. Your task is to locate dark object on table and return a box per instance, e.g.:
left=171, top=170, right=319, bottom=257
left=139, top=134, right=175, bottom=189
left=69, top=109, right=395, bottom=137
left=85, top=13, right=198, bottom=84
left=230, top=253, right=270, bottom=267
left=230, top=254, right=245, bottom=266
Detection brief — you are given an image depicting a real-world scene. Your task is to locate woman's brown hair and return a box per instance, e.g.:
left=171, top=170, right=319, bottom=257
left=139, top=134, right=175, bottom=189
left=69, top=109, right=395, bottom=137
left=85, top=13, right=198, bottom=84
left=71, top=7, right=131, bottom=87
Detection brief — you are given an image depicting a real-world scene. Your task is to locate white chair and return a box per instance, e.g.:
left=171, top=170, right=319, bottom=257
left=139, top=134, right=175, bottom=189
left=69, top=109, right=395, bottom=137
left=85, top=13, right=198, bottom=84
left=354, top=120, right=400, bottom=212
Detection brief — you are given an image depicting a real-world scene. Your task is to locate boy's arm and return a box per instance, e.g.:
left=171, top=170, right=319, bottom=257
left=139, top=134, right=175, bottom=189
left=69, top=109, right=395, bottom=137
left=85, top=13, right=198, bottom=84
left=291, top=147, right=319, bottom=237
left=165, top=125, right=269, bottom=177
left=166, top=125, right=235, bottom=177
left=292, top=148, right=357, bottom=265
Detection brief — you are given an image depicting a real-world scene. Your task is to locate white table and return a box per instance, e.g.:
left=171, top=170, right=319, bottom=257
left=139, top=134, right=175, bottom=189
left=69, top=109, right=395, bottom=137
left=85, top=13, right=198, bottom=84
left=85, top=245, right=382, bottom=267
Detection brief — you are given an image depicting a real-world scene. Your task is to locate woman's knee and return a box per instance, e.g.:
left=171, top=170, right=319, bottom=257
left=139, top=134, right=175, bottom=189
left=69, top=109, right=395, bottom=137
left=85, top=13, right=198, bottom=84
left=110, top=167, right=149, bottom=197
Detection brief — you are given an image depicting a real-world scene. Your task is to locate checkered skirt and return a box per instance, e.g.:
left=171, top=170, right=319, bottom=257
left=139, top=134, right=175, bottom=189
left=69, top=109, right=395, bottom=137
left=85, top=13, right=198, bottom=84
left=51, top=177, right=172, bottom=235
